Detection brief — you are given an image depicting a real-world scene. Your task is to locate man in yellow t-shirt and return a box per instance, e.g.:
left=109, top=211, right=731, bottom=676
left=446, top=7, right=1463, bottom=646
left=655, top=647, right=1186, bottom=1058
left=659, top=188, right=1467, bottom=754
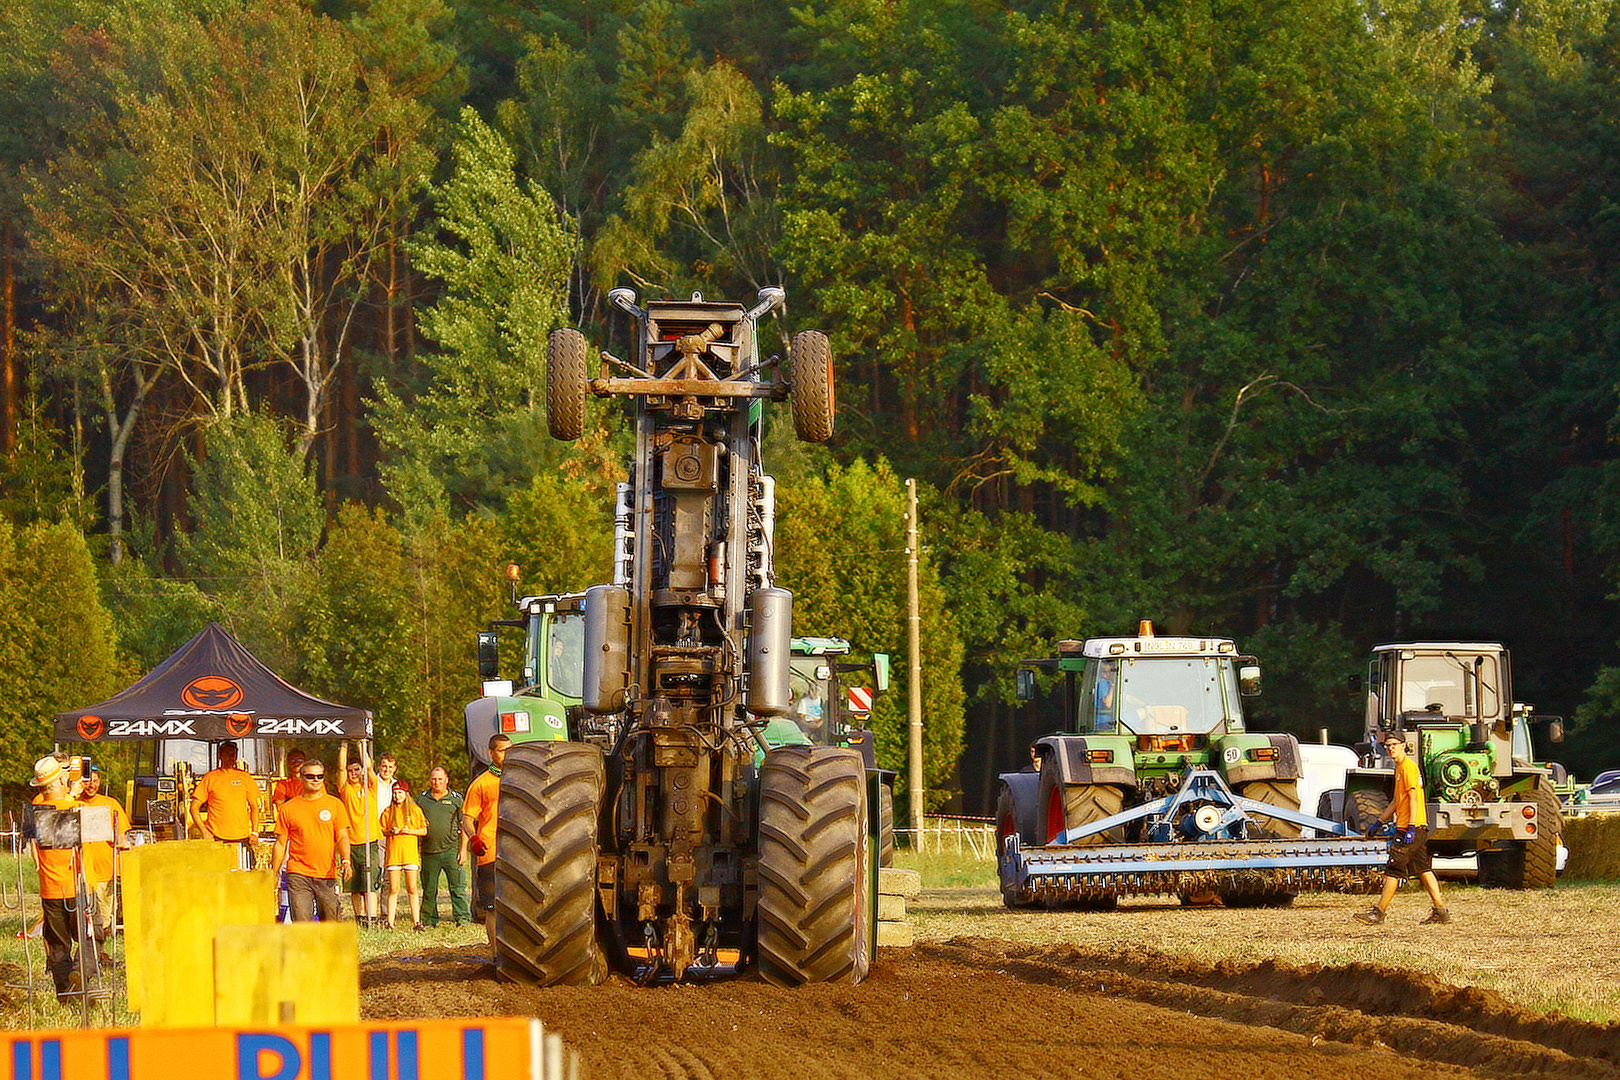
left=28, top=755, right=94, bottom=999
left=461, top=734, right=510, bottom=951
left=338, top=742, right=384, bottom=926
left=1355, top=732, right=1449, bottom=926
left=190, top=740, right=262, bottom=866
left=272, top=760, right=352, bottom=922
left=78, top=764, right=130, bottom=947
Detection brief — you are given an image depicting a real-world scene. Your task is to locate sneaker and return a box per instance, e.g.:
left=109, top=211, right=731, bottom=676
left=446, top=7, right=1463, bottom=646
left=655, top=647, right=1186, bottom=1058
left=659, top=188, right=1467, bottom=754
left=1420, top=906, right=1452, bottom=925
left=1354, top=906, right=1386, bottom=925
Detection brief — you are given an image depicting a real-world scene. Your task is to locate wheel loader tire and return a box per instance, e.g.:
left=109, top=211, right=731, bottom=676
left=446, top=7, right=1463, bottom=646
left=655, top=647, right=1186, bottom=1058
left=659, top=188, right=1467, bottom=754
left=1348, top=788, right=1391, bottom=836
left=1480, top=784, right=1561, bottom=889
left=789, top=330, right=834, bottom=443
left=878, top=783, right=895, bottom=868
left=547, top=328, right=589, bottom=441
left=1037, top=766, right=1124, bottom=845
left=1238, top=779, right=1303, bottom=839
left=995, top=784, right=1038, bottom=909
left=756, top=747, right=870, bottom=985
left=493, top=742, right=605, bottom=986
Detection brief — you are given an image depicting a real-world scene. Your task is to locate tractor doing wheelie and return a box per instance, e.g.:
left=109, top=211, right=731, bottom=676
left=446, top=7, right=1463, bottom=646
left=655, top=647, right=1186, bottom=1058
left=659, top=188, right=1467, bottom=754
left=492, top=287, right=875, bottom=987
left=997, top=623, right=1386, bottom=909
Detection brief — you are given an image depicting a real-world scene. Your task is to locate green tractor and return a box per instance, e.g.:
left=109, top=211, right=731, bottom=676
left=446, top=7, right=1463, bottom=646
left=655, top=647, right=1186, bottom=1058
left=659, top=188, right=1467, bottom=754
left=1344, top=642, right=1563, bottom=888
left=999, top=622, right=1383, bottom=909
left=770, top=637, right=895, bottom=866
left=467, top=585, right=585, bottom=774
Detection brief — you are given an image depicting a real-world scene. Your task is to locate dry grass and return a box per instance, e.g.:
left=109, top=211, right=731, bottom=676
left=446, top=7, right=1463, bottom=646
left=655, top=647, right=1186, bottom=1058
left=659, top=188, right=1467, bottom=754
left=902, top=849, right=1620, bottom=1023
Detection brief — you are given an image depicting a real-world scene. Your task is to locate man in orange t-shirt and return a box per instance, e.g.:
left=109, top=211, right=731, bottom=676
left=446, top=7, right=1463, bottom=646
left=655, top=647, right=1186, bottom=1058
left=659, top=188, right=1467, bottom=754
left=461, top=734, right=510, bottom=950
left=1355, top=732, right=1449, bottom=926
left=271, top=749, right=308, bottom=807
left=271, top=759, right=351, bottom=922
left=77, top=765, right=130, bottom=945
left=338, top=742, right=384, bottom=925
left=27, top=755, right=94, bottom=999
left=190, top=741, right=262, bottom=865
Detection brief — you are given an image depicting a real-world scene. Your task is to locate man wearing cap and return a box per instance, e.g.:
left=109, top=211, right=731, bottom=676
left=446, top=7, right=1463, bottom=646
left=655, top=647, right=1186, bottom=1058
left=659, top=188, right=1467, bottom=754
left=27, top=755, right=95, bottom=1000
left=190, top=740, right=263, bottom=865
left=1356, top=731, right=1451, bottom=926
left=271, top=749, right=307, bottom=808
left=271, top=759, right=352, bottom=922
left=77, top=765, right=130, bottom=950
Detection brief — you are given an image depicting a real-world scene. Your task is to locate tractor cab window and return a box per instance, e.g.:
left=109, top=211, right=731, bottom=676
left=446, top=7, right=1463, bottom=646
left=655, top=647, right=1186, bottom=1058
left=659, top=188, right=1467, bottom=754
left=545, top=612, right=586, bottom=701
left=1397, top=654, right=1499, bottom=719
left=1111, top=658, right=1240, bottom=736
left=787, top=657, right=830, bottom=742
left=156, top=738, right=271, bottom=775
left=1511, top=718, right=1532, bottom=761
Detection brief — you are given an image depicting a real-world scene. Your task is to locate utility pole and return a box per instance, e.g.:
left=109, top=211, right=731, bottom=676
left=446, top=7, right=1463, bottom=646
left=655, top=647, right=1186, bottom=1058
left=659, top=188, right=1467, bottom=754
left=906, top=478, right=924, bottom=854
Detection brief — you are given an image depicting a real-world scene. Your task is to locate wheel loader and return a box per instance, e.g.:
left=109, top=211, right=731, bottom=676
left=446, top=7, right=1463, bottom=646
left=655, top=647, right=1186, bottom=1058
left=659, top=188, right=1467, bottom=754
left=1342, top=642, right=1562, bottom=888
left=492, top=287, right=875, bottom=986
left=997, top=623, right=1386, bottom=909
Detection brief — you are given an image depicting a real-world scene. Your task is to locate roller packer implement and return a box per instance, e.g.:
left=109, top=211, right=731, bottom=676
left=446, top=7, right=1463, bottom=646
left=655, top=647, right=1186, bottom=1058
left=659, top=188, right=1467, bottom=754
left=998, top=624, right=1384, bottom=909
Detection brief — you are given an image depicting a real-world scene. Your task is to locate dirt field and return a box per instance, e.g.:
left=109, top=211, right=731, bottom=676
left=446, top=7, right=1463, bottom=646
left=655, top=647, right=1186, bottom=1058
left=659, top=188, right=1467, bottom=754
left=361, top=882, right=1620, bottom=1079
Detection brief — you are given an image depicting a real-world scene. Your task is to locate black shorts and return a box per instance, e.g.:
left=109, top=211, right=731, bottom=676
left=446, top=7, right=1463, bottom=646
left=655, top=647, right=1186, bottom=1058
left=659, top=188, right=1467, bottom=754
left=476, top=862, right=495, bottom=913
left=1384, top=825, right=1432, bottom=879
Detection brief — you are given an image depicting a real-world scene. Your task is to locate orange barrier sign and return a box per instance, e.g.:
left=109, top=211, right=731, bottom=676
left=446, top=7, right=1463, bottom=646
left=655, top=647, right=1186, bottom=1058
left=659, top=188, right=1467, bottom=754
left=5, top=1016, right=544, bottom=1080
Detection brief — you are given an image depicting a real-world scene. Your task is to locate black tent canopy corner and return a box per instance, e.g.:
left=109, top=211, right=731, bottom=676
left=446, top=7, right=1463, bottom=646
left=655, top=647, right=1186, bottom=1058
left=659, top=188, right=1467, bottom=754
left=53, top=622, right=373, bottom=743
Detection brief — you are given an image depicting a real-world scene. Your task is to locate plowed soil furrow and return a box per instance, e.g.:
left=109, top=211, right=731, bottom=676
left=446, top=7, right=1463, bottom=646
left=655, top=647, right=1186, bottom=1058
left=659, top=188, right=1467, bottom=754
left=921, top=939, right=1620, bottom=1080
left=360, top=941, right=1591, bottom=1079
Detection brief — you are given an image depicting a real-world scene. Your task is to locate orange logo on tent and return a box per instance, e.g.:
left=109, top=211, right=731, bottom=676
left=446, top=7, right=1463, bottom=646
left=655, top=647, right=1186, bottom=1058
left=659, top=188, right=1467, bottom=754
left=77, top=715, right=105, bottom=740
left=226, top=713, right=252, bottom=737
left=182, top=676, right=244, bottom=711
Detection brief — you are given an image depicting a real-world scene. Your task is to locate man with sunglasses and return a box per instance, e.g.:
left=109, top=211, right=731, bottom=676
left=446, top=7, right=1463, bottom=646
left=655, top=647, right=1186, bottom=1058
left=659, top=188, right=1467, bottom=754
left=1355, top=732, right=1451, bottom=926
left=271, top=760, right=352, bottom=922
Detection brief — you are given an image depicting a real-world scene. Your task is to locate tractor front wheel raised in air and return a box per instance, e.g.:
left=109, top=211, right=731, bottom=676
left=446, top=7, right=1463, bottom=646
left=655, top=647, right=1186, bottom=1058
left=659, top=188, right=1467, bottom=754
left=547, top=328, right=589, bottom=441
left=493, top=742, right=605, bottom=986
left=789, top=330, right=834, bottom=443
left=756, top=746, right=870, bottom=986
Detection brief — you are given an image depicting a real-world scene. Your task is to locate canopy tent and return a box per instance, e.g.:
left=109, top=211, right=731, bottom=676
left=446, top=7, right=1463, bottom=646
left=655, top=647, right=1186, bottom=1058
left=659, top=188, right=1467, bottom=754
left=54, top=622, right=372, bottom=742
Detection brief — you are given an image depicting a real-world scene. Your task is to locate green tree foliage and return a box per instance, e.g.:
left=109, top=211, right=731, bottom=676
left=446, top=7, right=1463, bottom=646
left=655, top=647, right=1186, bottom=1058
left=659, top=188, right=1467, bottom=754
left=0, top=520, right=118, bottom=783
left=177, top=412, right=323, bottom=675
left=773, top=458, right=965, bottom=809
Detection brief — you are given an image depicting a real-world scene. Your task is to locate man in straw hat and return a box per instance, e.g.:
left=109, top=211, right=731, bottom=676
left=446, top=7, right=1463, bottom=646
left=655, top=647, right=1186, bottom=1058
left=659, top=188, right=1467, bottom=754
left=27, top=754, right=96, bottom=1000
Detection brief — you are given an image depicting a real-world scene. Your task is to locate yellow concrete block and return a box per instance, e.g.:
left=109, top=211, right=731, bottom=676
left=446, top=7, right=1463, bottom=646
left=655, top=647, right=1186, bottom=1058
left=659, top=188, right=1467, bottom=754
left=138, top=867, right=274, bottom=1028
left=876, top=920, right=914, bottom=947
left=214, top=921, right=359, bottom=1026
left=122, top=842, right=238, bottom=1012
left=877, top=893, right=908, bottom=922
left=878, top=867, right=922, bottom=899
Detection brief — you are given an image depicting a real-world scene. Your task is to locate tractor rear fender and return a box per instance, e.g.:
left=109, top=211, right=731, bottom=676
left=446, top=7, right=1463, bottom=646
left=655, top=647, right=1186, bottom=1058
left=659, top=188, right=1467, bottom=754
left=1033, top=734, right=1137, bottom=788
left=996, top=770, right=1043, bottom=845
left=1214, top=733, right=1303, bottom=785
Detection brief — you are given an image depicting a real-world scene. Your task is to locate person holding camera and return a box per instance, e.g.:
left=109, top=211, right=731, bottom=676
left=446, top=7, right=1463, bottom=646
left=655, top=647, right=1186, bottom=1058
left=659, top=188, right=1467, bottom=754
left=1355, top=732, right=1451, bottom=926
left=28, top=755, right=95, bottom=1000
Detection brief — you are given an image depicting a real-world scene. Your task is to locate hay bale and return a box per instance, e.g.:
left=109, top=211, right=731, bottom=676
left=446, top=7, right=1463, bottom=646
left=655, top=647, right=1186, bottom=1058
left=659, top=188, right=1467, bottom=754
left=1561, top=813, right=1620, bottom=880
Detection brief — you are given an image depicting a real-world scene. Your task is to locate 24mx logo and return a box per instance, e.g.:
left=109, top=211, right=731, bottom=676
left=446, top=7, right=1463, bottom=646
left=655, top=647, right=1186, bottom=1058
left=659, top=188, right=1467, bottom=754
left=107, top=719, right=197, bottom=737
left=256, top=718, right=344, bottom=736
left=182, top=676, right=244, bottom=711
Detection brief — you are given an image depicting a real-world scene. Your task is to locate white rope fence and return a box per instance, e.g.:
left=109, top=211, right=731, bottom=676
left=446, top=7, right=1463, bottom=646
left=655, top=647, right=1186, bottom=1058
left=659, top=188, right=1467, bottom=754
left=898, top=815, right=996, bottom=858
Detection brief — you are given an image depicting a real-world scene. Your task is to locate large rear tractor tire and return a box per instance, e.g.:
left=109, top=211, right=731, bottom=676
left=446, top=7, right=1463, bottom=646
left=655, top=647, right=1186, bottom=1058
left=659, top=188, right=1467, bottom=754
left=547, top=328, right=589, bottom=441
left=1238, top=779, right=1303, bottom=839
left=878, top=783, right=895, bottom=868
left=789, top=330, right=834, bottom=443
left=1480, top=783, right=1561, bottom=889
left=757, top=747, right=870, bottom=985
left=1038, top=766, right=1124, bottom=846
left=493, top=742, right=605, bottom=986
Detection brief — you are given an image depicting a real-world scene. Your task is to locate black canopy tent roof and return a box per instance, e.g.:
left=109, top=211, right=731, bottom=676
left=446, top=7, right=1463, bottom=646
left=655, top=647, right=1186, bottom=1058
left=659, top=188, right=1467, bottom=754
left=54, top=622, right=372, bottom=742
